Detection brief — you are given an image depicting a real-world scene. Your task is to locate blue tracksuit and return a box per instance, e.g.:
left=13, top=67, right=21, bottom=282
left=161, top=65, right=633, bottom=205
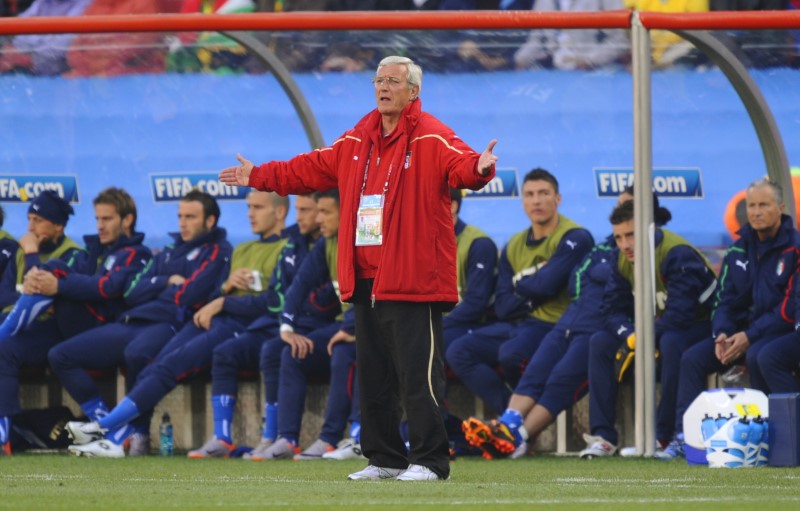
left=122, top=230, right=300, bottom=422
left=0, top=234, right=86, bottom=311
left=590, top=228, right=717, bottom=444
left=676, top=215, right=800, bottom=433
left=442, top=220, right=498, bottom=347
left=275, top=235, right=353, bottom=444
left=211, top=231, right=339, bottom=403
left=446, top=227, right=593, bottom=415
left=0, top=229, right=19, bottom=302
left=514, top=235, right=615, bottom=416
left=49, top=227, right=232, bottom=409
left=0, top=232, right=151, bottom=417
left=278, top=309, right=356, bottom=445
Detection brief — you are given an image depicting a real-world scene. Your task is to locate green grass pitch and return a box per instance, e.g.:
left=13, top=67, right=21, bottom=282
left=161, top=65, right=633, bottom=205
left=1, top=453, right=799, bottom=510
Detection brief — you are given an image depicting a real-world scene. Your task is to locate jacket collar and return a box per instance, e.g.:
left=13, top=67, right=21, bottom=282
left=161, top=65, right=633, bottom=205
left=738, top=214, right=795, bottom=248
left=355, top=98, right=422, bottom=145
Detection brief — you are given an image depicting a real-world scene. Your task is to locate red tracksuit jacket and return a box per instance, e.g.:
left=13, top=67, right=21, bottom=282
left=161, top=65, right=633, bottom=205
left=248, top=99, right=495, bottom=304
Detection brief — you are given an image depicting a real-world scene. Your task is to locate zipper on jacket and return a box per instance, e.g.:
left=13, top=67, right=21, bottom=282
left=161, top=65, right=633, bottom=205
left=371, top=294, right=376, bottom=308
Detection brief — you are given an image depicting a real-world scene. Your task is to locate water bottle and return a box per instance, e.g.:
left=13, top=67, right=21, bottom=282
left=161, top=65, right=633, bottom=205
left=159, top=412, right=174, bottom=456
left=754, top=416, right=769, bottom=466
left=746, top=416, right=764, bottom=466
left=715, top=413, right=730, bottom=430
left=701, top=414, right=719, bottom=441
left=727, top=417, right=750, bottom=460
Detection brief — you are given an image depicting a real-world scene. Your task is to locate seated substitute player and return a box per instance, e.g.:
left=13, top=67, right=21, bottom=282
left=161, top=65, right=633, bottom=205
left=64, top=190, right=291, bottom=457
left=0, top=204, right=20, bottom=305
left=0, top=187, right=150, bottom=456
left=581, top=199, right=717, bottom=459
left=461, top=188, right=672, bottom=460
left=186, top=193, right=339, bottom=459
left=442, top=187, right=498, bottom=346
left=446, top=168, right=593, bottom=417
left=0, top=191, right=81, bottom=313
left=255, top=188, right=356, bottom=460
left=670, top=177, right=800, bottom=458
left=48, top=190, right=231, bottom=454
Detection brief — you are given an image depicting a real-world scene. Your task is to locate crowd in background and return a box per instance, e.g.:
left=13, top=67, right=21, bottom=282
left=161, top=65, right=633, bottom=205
left=1, top=0, right=799, bottom=77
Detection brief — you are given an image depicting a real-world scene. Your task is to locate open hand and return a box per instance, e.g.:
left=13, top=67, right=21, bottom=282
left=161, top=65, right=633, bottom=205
left=219, top=153, right=254, bottom=187
left=478, top=139, right=498, bottom=176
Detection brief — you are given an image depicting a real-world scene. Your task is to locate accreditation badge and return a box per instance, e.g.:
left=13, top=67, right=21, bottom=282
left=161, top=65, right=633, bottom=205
left=355, top=194, right=383, bottom=246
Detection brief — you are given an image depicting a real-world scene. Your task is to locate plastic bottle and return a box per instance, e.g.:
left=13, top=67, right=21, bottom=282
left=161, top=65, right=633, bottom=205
left=159, top=412, right=174, bottom=456
left=701, top=414, right=719, bottom=441
left=727, top=417, right=750, bottom=461
left=746, top=416, right=764, bottom=466
left=715, top=413, right=730, bottom=430
left=753, top=416, right=769, bottom=466
left=702, top=413, right=721, bottom=464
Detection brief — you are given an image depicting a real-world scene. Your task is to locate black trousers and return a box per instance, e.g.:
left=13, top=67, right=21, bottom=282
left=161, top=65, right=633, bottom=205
left=353, top=279, right=450, bottom=479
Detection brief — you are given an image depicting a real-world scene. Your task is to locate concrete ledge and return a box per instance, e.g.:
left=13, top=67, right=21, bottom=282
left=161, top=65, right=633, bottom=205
left=20, top=368, right=645, bottom=455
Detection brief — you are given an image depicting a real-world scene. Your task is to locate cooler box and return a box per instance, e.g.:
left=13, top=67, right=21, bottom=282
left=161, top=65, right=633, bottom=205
left=683, top=388, right=768, bottom=465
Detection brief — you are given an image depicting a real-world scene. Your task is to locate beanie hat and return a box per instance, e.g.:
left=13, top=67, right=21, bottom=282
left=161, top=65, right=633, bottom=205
left=28, top=190, right=74, bottom=226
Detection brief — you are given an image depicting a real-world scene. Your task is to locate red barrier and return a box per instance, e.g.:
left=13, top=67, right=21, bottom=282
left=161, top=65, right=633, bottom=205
left=0, top=10, right=634, bottom=36
left=639, top=11, right=800, bottom=30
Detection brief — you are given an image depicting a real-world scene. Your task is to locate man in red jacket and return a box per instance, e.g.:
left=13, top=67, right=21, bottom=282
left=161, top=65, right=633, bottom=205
left=220, top=55, right=497, bottom=481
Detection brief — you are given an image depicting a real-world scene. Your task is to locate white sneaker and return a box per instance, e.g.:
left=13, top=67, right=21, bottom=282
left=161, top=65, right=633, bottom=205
left=243, top=438, right=273, bottom=461
left=65, top=421, right=106, bottom=446
left=579, top=433, right=617, bottom=459
left=68, top=439, right=125, bottom=458
left=347, top=465, right=405, bottom=480
left=510, top=441, right=530, bottom=460
left=396, top=464, right=449, bottom=481
left=322, top=439, right=366, bottom=460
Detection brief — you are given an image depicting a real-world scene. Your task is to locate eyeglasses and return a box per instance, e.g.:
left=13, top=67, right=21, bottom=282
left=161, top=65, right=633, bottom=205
left=371, top=76, right=406, bottom=88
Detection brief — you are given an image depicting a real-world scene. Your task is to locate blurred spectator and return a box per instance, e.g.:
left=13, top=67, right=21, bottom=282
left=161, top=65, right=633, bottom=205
left=514, top=0, right=629, bottom=71
left=65, top=0, right=183, bottom=77
left=711, top=0, right=793, bottom=68
left=251, top=0, right=328, bottom=72
left=167, top=0, right=255, bottom=74
left=328, top=0, right=412, bottom=9
left=792, top=0, right=800, bottom=67
left=627, top=0, right=709, bottom=69
left=320, top=41, right=375, bottom=72
left=0, top=0, right=93, bottom=76
left=1, top=1, right=35, bottom=16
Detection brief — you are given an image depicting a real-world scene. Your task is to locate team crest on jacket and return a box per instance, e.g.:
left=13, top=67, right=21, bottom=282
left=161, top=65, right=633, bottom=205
left=777, top=259, right=785, bottom=276
left=104, top=256, right=117, bottom=271
left=187, top=247, right=201, bottom=261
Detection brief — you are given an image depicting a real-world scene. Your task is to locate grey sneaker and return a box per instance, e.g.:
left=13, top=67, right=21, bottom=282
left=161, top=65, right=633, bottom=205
left=322, top=439, right=366, bottom=460
left=242, top=438, right=273, bottom=461
left=396, top=464, right=449, bottom=481
left=250, top=437, right=299, bottom=461
left=128, top=433, right=150, bottom=457
left=187, top=436, right=235, bottom=459
left=579, top=434, right=617, bottom=459
left=654, top=434, right=685, bottom=460
left=65, top=421, right=106, bottom=446
left=347, top=465, right=405, bottom=480
left=294, top=439, right=335, bottom=460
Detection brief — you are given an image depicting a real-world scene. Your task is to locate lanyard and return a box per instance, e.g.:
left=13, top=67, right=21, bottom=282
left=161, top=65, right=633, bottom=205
left=358, top=144, right=394, bottom=205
